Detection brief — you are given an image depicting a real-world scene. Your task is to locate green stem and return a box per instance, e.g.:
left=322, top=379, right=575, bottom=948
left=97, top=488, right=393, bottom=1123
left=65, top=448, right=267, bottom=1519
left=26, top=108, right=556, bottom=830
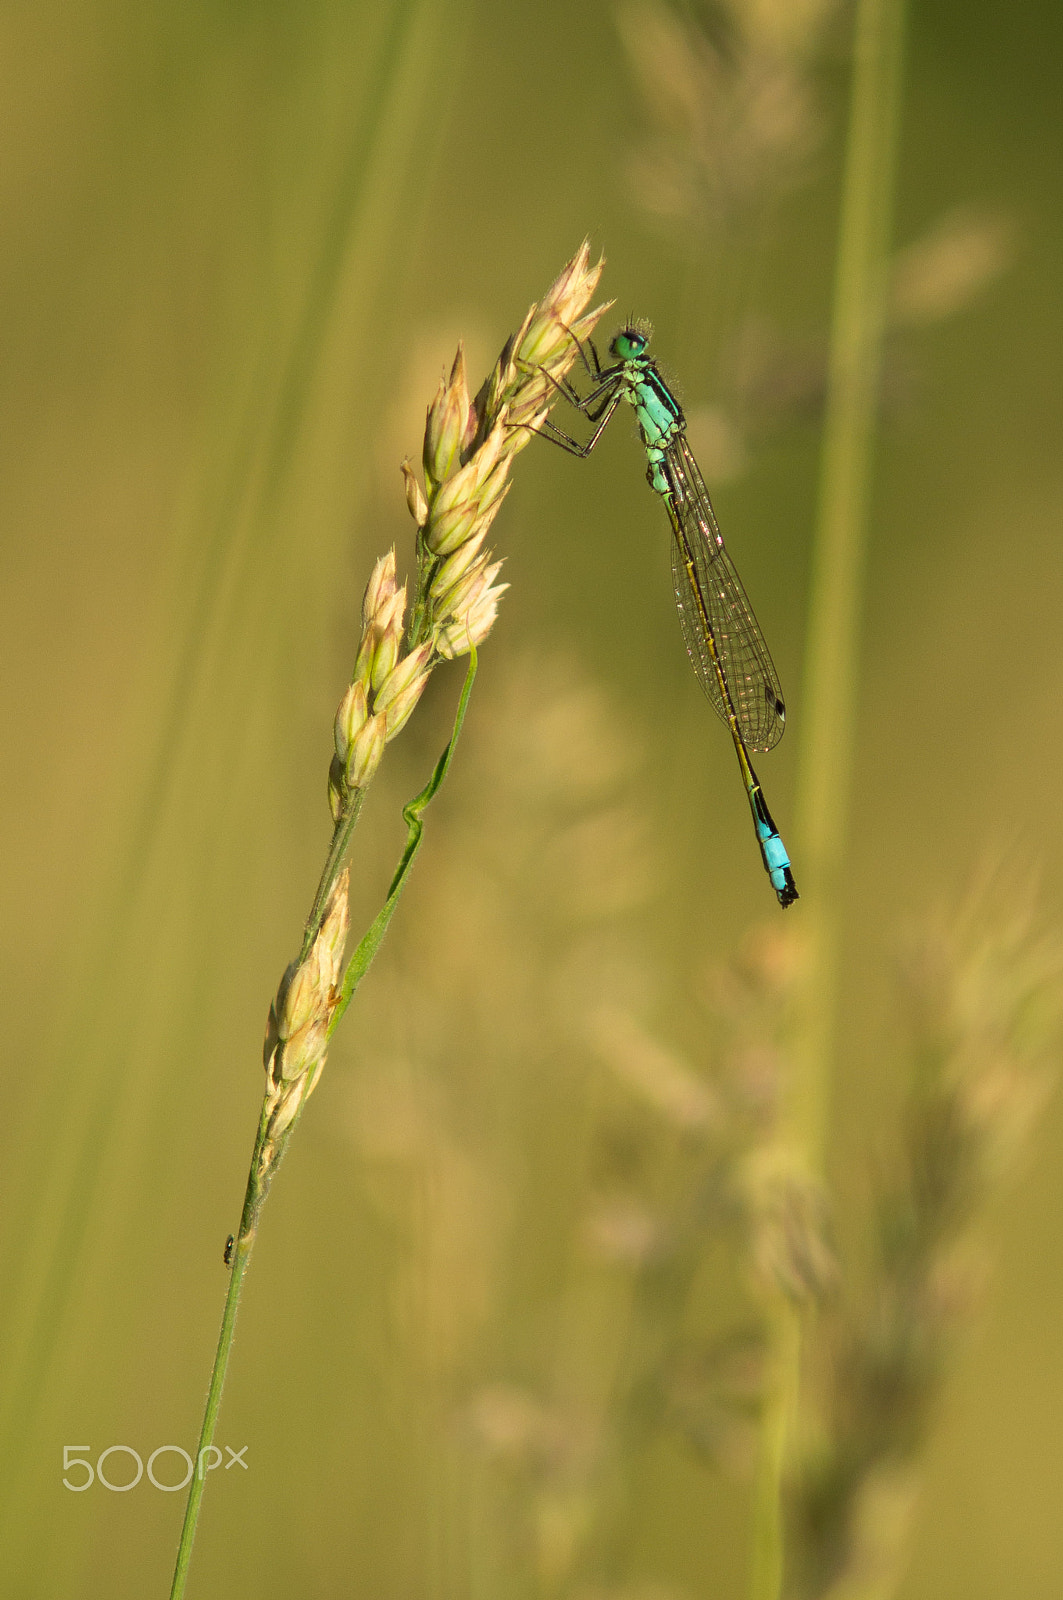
left=793, top=0, right=907, bottom=1159
left=168, top=1104, right=270, bottom=1600
left=749, top=1, right=908, bottom=1596
left=408, top=526, right=434, bottom=649
left=167, top=650, right=476, bottom=1596
left=331, top=645, right=478, bottom=1031
left=302, top=789, right=367, bottom=959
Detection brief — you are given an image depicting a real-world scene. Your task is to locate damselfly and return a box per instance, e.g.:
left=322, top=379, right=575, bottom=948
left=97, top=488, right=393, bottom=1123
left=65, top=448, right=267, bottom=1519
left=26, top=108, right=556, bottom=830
left=536, top=322, right=798, bottom=908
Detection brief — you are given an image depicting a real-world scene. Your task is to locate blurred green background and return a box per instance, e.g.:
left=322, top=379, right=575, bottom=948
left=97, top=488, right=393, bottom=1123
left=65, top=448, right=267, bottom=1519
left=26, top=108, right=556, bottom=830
left=2, top=0, right=1062, bottom=1595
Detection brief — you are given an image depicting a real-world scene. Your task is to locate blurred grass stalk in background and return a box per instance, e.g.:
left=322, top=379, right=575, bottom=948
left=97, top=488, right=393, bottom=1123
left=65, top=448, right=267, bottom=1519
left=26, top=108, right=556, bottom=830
left=752, top=0, right=909, bottom=1594
left=0, top=0, right=457, bottom=1552
left=613, top=4, right=1060, bottom=1599
left=780, top=882, right=1058, bottom=1600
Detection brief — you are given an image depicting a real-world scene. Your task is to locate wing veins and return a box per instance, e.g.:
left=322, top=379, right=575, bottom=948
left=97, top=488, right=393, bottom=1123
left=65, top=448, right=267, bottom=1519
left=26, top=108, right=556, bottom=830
left=663, top=435, right=786, bottom=753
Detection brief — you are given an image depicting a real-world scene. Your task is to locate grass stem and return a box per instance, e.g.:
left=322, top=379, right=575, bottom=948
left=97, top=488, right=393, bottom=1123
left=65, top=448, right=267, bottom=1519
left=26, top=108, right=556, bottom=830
left=793, top=0, right=907, bottom=1158
left=749, top=1, right=908, bottom=1595
left=168, top=1107, right=270, bottom=1600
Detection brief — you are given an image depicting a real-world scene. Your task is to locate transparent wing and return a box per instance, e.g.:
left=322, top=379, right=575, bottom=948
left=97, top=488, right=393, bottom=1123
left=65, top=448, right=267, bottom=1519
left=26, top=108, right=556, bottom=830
left=664, top=433, right=786, bottom=753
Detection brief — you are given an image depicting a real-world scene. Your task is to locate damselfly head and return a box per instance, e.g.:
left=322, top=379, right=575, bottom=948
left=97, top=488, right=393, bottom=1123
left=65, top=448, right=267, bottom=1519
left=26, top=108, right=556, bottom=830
left=611, top=320, right=654, bottom=361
